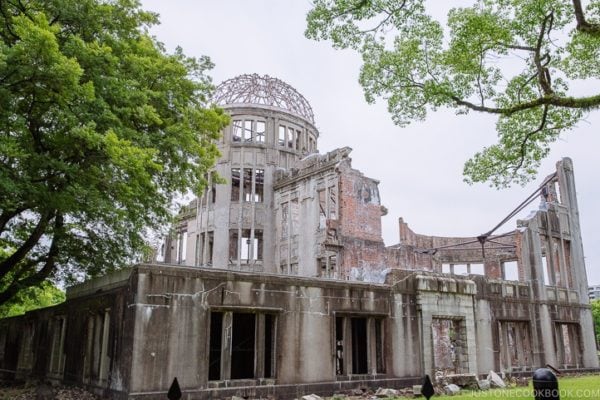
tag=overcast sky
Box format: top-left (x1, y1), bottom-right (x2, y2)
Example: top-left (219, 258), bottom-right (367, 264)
top-left (140, 0), bottom-right (599, 285)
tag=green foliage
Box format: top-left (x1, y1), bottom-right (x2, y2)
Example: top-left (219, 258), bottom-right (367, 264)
top-left (0, 0), bottom-right (230, 306)
top-left (0, 281), bottom-right (65, 318)
top-left (306, 0), bottom-right (600, 187)
top-left (592, 299), bottom-right (600, 346)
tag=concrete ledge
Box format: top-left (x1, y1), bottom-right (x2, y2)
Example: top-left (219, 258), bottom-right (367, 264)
top-left (66, 268), bottom-right (133, 299)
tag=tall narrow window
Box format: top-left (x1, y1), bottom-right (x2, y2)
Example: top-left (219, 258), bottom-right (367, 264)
top-left (318, 189), bottom-right (327, 229)
top-left (256, 121), bottom-right (265, 143)
top-left (255, 230), bottom-right (263, 261)
top-left (243, 120), bottom-right (252, 142)
top-left (241, 229), bottom-right (252, 261)
top-left (206, 231), bottom-right (214, 265)
top-left (287, 128), bottom-right (294, 148)
top-left (231, 168), bottom-right (240, 201)
top-left (232, 120), bottom-right (242, 142)
top-left (243, 168), bottom-right (253, 202)
top-left (295, 129), bottom-right (301, 150)
top-left (254, 169), bottom-right (264, 202)
top-left (278, 126), bottom-right (286, 146)
top-left (229, 230), bottom-right (239, 261)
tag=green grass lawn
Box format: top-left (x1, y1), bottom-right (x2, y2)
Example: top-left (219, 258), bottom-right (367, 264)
top-left (443, 375), bottom-right (600, 400)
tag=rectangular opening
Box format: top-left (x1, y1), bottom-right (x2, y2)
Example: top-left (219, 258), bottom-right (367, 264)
top-left (432, 318), bottom-right (465, 374)
top-left (541, 255), bottom-right (550, 285)
top-left (208, 312), bottom-right (223, 380)
top-left (351, 317), bottom-right (368, 374)
top-left (295, 129), bottom-right (301, 150)
top-left (243, 168), bottom-right (252, 202)
top-left (254, 169), bottom-right (264, 202)
top-left (231, 313), bottom-right (256, 379)
top-left (229, 230), bottom-right (239, 262)
top-left (453, 264), bottom-right (468, 275)
top-left (231, 168), bottom-right (240, 201)
top-left (264, 314), bottom-right (275, 378)
top-left (442, 263), bottom-right (451, 274)
top-left (318, 189), bottom-right (326, 229)
top-left (243, 120), bottom-right (252, 142)
top-left (232, 120), bottom-right (242, 142)
top-left (278, 126), bottom-right (286, 146)
top-left (287, 127), bottom-right (294, 148)
top-left (335, 317), bottom-right (344, 375)
top-left (206, 231), bottom-right (214, 265)
top-left (255, 121), bottom-right (265, 143)
top-left (470, 263), bottom-right (484, 275)
top-left (503, 261), bottom-right (519, 281)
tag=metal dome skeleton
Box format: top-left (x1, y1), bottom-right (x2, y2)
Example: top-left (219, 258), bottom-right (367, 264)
top-left (213, 74), bottom-right (315, 124)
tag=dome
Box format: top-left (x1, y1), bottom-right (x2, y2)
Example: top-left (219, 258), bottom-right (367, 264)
top-left (213, 74), bottom-right (315, 124)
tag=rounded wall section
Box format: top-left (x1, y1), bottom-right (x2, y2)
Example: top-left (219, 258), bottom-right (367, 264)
top-left (172, 75), bottom-right (319, 274)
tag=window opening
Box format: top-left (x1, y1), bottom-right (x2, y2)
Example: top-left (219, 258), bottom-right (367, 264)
top-left (255, 121), bottom-right (265, 143)
top-left (295, 129), bottom-right (301, 150)
top-left (231, 168), bottom-right (241, 201)
top-left (470, 263), bottom-right (484, 275)
top-left (290, 199), bottom-right (299, 236)
top-left (503, 261), bottom-right (519, 281)
top-left (254, 169), bottom-right (264, 202)
top-left (287, 128), bottom-right (294, 148)
top-left (278, 126), bottom-right (286, 146)
top-left (229, 230), bottom-right (239, 262)
top-left (243, 120), bottom-right (252, 142)
top-left (243, 168), bottom-right (252, 202)
top-left (318, 190), bottom-right (326, 229)
top-left (232, 120), bottom-right (242, 142)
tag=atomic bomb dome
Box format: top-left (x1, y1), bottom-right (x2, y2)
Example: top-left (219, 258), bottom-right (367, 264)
top-left (213, 74), bottom-right (315, 124)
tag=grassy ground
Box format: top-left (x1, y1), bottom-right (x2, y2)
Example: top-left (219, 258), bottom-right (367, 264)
top-left (446, 375), bottom-right (600, 400)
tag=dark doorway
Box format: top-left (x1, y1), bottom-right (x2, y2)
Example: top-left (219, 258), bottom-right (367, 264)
top-left (208, 312), bottom-right (223, 380)
top-left (351, 317), bottom-right (368, 374)
top-left (231, 313), bottom-right (256, 379)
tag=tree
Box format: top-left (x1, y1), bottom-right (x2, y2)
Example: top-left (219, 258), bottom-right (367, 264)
top-left (306, 0), bottom-right (600, 187)
top-left (0, 0), bottom-right (230, 306)
top-left (592, 299), bottom-right (600, 348)
top-left (0, 280), bottom-right (65, 318)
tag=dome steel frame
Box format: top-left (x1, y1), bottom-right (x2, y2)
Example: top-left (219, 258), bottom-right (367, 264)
top-left (213, 74), bottom-right (315, 124)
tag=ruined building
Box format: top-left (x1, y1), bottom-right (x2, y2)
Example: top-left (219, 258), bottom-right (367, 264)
top-left (0, 75), bottom-right (598, 399)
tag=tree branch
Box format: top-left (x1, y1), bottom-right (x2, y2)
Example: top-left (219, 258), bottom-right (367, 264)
top-left (0, 210), bottom-right (54, 280)
top-left (572, 0), bottom-right (600, 35)
top-left (0, 213), bottom-right (63, 305)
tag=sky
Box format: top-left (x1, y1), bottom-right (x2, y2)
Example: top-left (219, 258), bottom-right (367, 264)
top-left (140, 0), bottom-right (600, 285)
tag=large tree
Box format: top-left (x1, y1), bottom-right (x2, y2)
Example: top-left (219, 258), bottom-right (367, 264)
top-left (0, 0), bottom-right (229, 306)
top-left (306, 0), bottom-right (600, 187)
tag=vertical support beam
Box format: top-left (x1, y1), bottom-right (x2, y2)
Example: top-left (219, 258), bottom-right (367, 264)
top-left (221, 312), bottom-right (233, 380)
top-left (255, 313), bottom-right (265, 378)
top-left (99, 309), bottom-right (111, 384)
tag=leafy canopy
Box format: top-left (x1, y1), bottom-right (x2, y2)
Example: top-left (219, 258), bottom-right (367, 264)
top-left (0, 0), bottom-right (230, 306)
top-left (592, 299), bottom-right (600, 347)
top-left (306, 0), bottom-right (600, 187)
